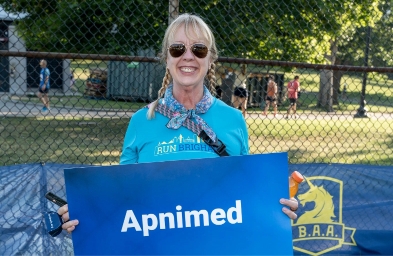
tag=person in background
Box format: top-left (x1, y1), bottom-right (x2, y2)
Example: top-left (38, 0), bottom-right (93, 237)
top-left (285, 75), bottom-right (300, 119)
top-left (232, 81), bottom-right (249, 118)
top-left (263, 75), bottom-right (278, 117)
top-left (342, 82), bottom-right (348, 100)
top-left (215, 85), bottom-right (222, 99)
top-left (58, 13), bottom-right (298, 234)
top-left (70, 70), bottom-right (77, 91)
top-left (36, 59), bottom-right (50, 113)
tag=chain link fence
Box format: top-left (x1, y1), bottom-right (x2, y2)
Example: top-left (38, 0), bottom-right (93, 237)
top-left (0, 0), bottom-right (393, 255)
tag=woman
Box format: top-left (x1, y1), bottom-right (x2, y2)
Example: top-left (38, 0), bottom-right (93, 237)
top-left (58, 13), bottom-right (298, 233)
top-left (264, 75), bottom-right (278, 116)
top-left (232, 81), bottom-right (249, 118)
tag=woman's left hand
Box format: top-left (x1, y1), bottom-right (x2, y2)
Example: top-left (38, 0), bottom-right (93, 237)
top-left (280, 198), bottom-right (298, 220)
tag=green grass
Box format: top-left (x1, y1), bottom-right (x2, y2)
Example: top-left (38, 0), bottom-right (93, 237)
top-left (247, 117), bottom-right (393, 165)
top-left (3, 61), bottom-right (392, 166)
top-left (1, 115), bottom-right (392, 166)
top-left (23, 95), bottom-right (146, 110)
top-left (72, 59), bottom-right (108, 79)
top-left (18, 59), bottom-right (149, 109)
top-left (295, 71), bottom-right (393, 113)
top-left (0, 116), bottom-right (128, 166)
top-left (20, 60), bottom-right (393, 114)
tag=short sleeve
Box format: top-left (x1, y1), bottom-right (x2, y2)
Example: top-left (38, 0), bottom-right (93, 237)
top-left (119, 118), bottom-right (138, 164)
top-left (239, 118), bottom-right (249, 155)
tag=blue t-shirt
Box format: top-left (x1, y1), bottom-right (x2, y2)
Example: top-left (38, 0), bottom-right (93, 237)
top-left (40, 68), bottom-right (50, 89)
top-left (120, 98), bottom-right (249, 164)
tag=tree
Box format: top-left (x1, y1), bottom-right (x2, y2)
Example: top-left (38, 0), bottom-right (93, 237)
top-left (0, 0), bottom-right (169, 54)
top-left (331, 0), bottom-right (393, 105)
top-left (187, 0), bottom-right (381, 111)
top-left (0, 0), bottom-right (382, 63)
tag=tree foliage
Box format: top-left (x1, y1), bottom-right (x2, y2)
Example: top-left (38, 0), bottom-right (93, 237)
top-left (0, 0), bottom-right (384, 63)
top-left (1, 0), bottom-right (169, 54)
top-left (335, 0), bottom-right (392, 67)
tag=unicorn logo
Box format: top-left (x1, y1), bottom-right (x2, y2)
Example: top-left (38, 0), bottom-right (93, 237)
top-left (296, 177), bottom-right (336, 224)
top-left (292, 176), bottom-right (356, 255)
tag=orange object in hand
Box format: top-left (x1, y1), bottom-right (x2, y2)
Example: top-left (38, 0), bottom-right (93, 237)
top-left (289, 171), bottom-right (304, 198)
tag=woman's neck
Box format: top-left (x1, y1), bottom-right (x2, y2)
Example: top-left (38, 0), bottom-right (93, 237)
top-left (172, 85), bottom-right (204, 110)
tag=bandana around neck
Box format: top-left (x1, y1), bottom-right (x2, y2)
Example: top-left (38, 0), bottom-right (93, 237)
top-left (161, 85), bottom-right (217, 142)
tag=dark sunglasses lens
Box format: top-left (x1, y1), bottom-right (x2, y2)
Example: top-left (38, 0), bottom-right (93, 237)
top-left (192, 44), bottom-right (209, 58)
top-left (169, 44), bottom-right (186, 57)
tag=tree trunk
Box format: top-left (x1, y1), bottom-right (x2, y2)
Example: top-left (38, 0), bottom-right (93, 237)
top-left (318, 40), bottom-right (337, 111)
top-left (318, 70), bottom-right (334, 111)
top-left (221, 71), bottom-right (236, 105)
top-left (332, 69), bottom-right (344, 105)
top-left (168, 0), bottom-right (179, 24)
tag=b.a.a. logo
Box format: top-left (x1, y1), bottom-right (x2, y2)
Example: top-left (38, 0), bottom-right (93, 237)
top-left (292, 176), bottom-right (356, 255)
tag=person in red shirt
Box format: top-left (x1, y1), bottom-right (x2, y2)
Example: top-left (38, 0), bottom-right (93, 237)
top-left (285, 76), bottom-right (300, 119)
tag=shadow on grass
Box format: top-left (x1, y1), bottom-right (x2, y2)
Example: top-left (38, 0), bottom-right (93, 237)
top-left (0, 117), bottom-right (130, 166)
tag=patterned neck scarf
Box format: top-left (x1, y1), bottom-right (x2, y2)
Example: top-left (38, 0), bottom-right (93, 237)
top-left (160, 85), bottom-right (216, 142)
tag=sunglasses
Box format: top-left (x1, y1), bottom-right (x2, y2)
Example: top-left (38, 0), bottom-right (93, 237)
top-left (168, 43), bottom-right (210, 59)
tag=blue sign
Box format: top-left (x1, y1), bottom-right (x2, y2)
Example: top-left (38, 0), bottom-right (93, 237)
top-left (64, 153), bottom-right (293, 255)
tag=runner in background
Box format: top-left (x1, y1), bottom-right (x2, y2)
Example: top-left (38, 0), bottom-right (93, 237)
top-left (263, 75), bottom-right (278, 117)
top-left (36, 59), bottom-right (50, 113)
top-left (285, 75), bottom-right (300, 119)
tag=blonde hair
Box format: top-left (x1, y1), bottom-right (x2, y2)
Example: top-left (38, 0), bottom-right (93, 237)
top-left (147, 13), bottom-right (218, 119)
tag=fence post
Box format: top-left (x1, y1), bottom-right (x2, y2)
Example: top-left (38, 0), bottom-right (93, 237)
top-left (168, 0), bottom-right (179, 24)
top-left (355, 26), bottom-right (371, 118)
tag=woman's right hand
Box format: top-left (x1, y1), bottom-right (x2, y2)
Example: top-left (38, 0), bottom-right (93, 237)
top-left (57, 204), bottom-right (79, 233)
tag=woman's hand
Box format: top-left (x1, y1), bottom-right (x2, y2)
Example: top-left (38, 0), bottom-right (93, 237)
top-left (57, 204), bottom-right (79, 233)
top-left (280, 198), bottom-right (298, 220)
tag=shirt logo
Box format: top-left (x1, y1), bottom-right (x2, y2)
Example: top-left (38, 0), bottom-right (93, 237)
top-left (154, 133), bottom-right (214, 156)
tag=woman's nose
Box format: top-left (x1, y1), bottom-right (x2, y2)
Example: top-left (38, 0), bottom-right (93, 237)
top-left (182, 47), bottom-right (194, 59)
